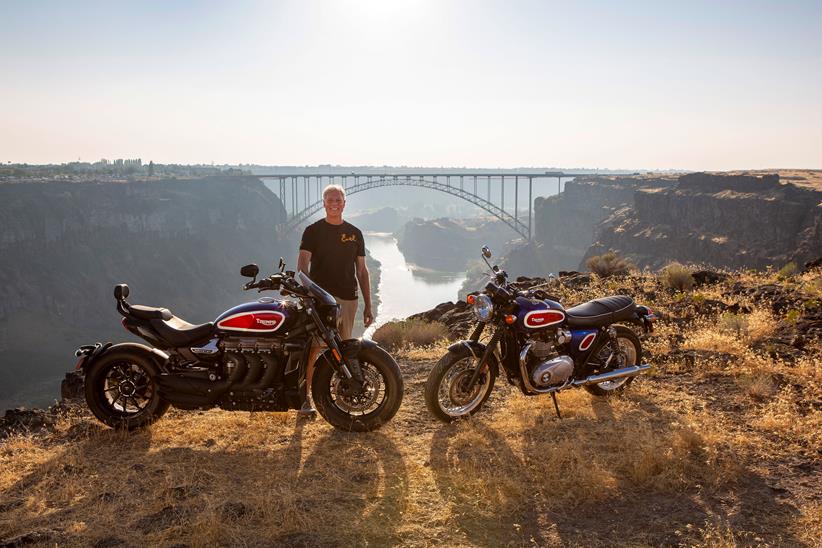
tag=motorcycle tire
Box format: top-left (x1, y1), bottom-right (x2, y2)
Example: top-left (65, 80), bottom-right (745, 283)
top-left (584, 325), bottom-right (642, 397)
top-left (312, 345), bottom-right (404, 432)
top-left (424, 345), bottom-right (497, 423)
top-left (84, 351), bottom-right (170, 430)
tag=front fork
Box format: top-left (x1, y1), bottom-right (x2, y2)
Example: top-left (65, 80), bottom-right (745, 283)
top-left (465, 323), bottom-right (502, 389)
top-left (306, 304), bottom-right (364, 385)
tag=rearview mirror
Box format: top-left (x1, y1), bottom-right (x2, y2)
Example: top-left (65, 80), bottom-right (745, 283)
top-left (114, 284), bottom-right (130, 301)
top-left (481, 246), bottom-right (492, 259)
top-left (240, 264), bottom-right (259, 278)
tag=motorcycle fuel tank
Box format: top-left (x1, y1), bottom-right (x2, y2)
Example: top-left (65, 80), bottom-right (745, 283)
top-left (514, 296), bottom-right (566, 332)
top-left (214, 298), bottom-right (298, 335)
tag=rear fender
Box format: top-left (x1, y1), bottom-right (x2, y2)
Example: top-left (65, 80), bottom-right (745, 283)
top-left (76, 342), bottom-right (170, 373)
top-left (633, 305), bottom-right (657, 333)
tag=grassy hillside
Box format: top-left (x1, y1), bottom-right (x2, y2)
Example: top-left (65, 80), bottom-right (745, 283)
top-left (1, 267), bottom-right (819, 546)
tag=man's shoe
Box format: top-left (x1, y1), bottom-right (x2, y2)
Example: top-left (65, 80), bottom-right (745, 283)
top-left (297, 401), bottom-right (316, 418)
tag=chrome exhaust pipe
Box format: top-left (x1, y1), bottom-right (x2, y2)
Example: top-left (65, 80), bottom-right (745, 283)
top-left (573, 364), bottom-right (651, 386)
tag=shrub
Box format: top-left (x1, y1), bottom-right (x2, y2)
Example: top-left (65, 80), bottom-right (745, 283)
top-left (719, 312), bottom-right (749, 337)
top-left (661, 262), bottom-right (694, 291)
top-left (784, 309), bottom-right (801, 324)
top-left (585, 251), bottom-right (633, 279)
top-left (372, 319), bottom-right (449, 351)
top-left (777, 262), bottom-right (797, 281)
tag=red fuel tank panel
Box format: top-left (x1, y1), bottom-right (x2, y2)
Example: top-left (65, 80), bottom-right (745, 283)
top-left (216, 311), bottom-right (285, 333)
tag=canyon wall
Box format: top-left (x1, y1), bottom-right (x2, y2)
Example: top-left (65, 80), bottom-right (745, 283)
top-left (395, 217), bottom-right (515, 271)
top-left (0, 176), bottom-right (293, 407)
top-left (585, 173), bottom-right (822, 270)
top-left (518, 176), bottom-right (677, 275)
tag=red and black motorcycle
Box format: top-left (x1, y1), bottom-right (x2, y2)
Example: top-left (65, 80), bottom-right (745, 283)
top-left (71, 261), bottom-right (403, 432)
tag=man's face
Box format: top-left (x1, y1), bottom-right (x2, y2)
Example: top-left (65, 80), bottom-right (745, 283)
top-left (323, 190), bottom-right (345, 217)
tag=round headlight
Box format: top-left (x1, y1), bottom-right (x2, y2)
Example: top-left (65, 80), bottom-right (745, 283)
top-left (472, 294), bottom-right (494, 322)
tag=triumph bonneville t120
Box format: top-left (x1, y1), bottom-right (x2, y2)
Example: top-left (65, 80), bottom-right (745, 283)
top-left (424, 246), bottom-right (656, 422)
top-left (72, 261), bottom-right (404, 432)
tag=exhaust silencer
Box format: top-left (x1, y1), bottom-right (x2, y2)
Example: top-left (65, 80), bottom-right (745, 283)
top-left (573, 364), bottom-right (651, 387)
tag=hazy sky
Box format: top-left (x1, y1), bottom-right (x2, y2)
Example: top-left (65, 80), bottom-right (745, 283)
top-left (2, 0), bottom-right (820, 170)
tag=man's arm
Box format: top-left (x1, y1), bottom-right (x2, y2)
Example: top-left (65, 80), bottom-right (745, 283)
top-left (297, 249), bottom-right (312, 274)
top-left (355, 255), bottom-right (373, 327)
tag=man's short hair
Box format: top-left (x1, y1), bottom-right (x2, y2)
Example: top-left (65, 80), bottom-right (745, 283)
top-left (322, 184), bottom-right (346, 201)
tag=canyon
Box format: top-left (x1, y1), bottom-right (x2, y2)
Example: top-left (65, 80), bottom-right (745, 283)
top-left (0, 176), bottom-right (292, 407)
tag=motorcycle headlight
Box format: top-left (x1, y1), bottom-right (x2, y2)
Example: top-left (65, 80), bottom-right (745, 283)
top-left (472, 294), bottom-right (494, 322)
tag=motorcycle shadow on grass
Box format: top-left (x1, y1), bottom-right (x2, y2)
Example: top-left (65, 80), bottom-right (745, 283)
top-left (429, 394), bottom-right (804, 546)
top-left (0, 417), bottom-right (408, 546)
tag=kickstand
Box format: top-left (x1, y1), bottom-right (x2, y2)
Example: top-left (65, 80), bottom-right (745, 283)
top-left (551, 392), bottom-right (562, 419)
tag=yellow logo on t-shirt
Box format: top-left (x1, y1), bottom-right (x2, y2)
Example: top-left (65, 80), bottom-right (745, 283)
top-left (341, 233), bottom-right (357, 243)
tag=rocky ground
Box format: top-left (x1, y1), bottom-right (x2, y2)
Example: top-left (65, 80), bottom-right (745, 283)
top-left (1, 265), bottom-right (820, 547)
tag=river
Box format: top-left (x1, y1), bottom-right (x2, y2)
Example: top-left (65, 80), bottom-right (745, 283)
top-left (363, 233), bottom-right (466, 338)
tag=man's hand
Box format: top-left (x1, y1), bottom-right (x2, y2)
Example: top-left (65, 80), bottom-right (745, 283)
top-left (363, 306), bottom-right (374, 327)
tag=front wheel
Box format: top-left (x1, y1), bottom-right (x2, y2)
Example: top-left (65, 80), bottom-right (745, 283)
top-left (312, 346), bottom-right (404, 432)
top-left (584, 325), bottom-right (642, 397)
top-left (424, 346), bottom-right (497, 423)
top-left (84, 351), bottom-right (170, 429)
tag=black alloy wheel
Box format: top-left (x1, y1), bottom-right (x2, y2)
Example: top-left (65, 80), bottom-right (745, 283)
top-left (85, 351), bottom-right (170, 429)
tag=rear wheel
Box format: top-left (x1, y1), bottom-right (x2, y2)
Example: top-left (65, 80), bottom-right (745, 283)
top-left (312, 346), bottom-right (404, 432)
top-left (584, 325), bottom-right (641, 397)
top-left (85, 352), bottom-right (170, 429)
top-left (424, 347), bottom-right (497, 423)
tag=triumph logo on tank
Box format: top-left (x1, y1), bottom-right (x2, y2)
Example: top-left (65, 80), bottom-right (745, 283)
top-left (256, 318), bottom-right (278, 326)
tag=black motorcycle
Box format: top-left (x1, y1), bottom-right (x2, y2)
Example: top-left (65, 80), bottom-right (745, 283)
top-left (424, 246), bottom-right (655, 422)
top-left (72, 261), bottom-right (404, 432)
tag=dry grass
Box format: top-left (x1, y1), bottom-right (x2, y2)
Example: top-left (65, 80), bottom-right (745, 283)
top-left (372, 319), bottom-right (449, 351)
top-left (1, 268), bottom-right (820, 547)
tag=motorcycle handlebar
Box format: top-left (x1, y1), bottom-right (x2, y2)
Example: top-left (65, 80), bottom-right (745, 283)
top-left (243, 273), bottom-right (311, 298)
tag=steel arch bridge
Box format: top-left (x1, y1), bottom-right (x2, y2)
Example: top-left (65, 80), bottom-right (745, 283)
top-left (257, 171), bottom-right (590, 240)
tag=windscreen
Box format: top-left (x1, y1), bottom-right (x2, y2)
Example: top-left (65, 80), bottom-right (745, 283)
top-left (296, 271), bottom-right (337, 307)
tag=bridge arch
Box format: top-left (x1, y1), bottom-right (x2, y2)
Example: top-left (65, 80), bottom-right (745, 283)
top-left (258, 171), bottom-right (589, 240)
top-left (280, 176), bottom-right (530, 239)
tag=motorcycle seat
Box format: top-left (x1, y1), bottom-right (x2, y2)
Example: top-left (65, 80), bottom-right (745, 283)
top-left (150, 316), bottom-right (214, 347)
top-left (129, 305), bottom-right (173, 321)
top-left (565, 295), bottom-right (636, 328)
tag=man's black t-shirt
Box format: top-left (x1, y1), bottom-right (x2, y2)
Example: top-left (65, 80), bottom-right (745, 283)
top-left (299, 219), bottom-right (365, 300)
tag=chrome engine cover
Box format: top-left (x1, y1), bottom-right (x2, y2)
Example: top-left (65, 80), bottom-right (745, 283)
top-left (531, 355), bottom-right (574, 387)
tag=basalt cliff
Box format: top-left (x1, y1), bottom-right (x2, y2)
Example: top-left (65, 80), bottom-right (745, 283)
top-left (516, 172), bottom-right (821, 278)
top-left (0, 176), bottom-right (291, 408)
top-left (584, 172), bottom-right (822, 270)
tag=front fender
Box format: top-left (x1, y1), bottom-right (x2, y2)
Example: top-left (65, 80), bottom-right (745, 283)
top-left (315, 337), bottom-right (384, 370)
top-left (446, 340), bottom-right (500, 377)
top-left (318, 337), bottom-right (379, 362)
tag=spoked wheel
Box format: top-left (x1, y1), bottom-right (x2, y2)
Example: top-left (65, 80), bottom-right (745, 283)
top-left (85, 351), bottom-right (169, 429)
top-left (424, 346), bottom-right (497, 423)
top-left (584, 325), bottom-right (642, 397)
top-left (312, 346), bottom-right (404, 432)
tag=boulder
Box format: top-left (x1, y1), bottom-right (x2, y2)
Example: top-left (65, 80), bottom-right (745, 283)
top-left (692, 270), bottom-right (729, 286)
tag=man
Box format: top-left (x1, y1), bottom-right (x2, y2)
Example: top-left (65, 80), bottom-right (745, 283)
top-left (296, 184), bottom-right (373, 416)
